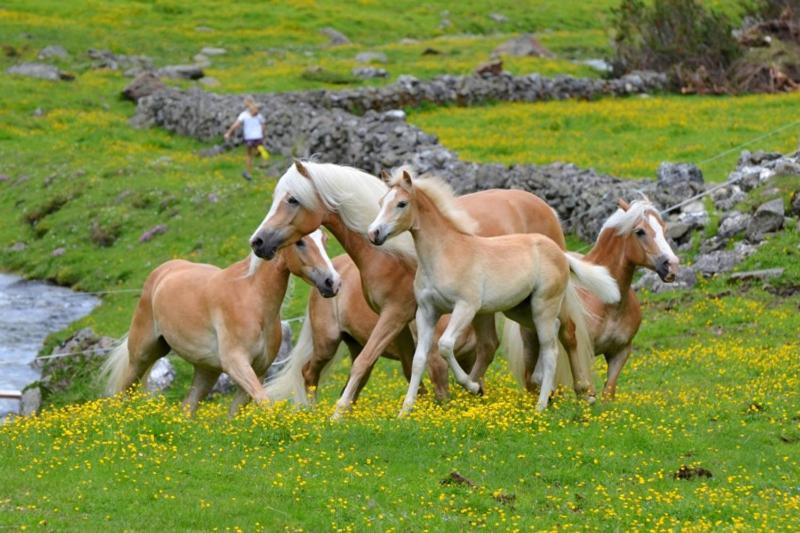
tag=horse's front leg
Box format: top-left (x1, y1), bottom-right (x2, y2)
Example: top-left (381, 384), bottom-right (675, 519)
top-left (333, 306), bottom-right (412, 420)
top-left (399, 302), bottom-right (441, 417)
top-left (438, 301), bottom-right (480, 395)
top-left (603, 344), bottom-right (632, 400)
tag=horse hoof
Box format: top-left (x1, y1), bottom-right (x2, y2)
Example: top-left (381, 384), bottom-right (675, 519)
top-left (535, 400), bottom-right (548, 412)
top-left (586, 394), bottom-right (597, 405)
top-left (476, 383), bottom-right (485, 397)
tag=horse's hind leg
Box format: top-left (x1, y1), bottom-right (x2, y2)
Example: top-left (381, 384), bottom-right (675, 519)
top-left (466, 313), bottom-right (500, 393)
top-left (438, 301), bottom-right (480, 395)
top-left (124, 325), bottom-right (170, 391)
top-left (183, 366), bottom-right (221, 416)
top-left (302, 330), bottom-right (343, 402)
top-left (530, 292), bottom-right (564, 411)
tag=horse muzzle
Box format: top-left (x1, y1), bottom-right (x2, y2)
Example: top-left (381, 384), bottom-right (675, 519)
top-left (316, 272), bottom-right (341, 298)
top-left (250, 230), bottom-right (285, 260)
top-left (368, 225), bottom-right (387, 246)
top-left (656, 255), bottom-right (679, 283)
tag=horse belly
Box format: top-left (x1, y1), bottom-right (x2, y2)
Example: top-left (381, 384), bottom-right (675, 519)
top-left (159, 326), bottom-right (221, 369)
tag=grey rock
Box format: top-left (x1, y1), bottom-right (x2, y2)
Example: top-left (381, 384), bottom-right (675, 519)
top-left (200, 46), bottom-right (226, 56)
top-left (738, 150), bottom-right (782, 167)
top-left (656, 162), bottom-right (704, 202)
top-left (157, 64), bottom-right (205, 80)
top-left (667, 222), bottom-right (692, 242)
top-left (489, 12), bottom-right (509, 23)
top-left (352, 67), bottom-right (388, 78)
top-left (493, 34), bottom-right (553, 57)
top-left (38, 45), bottom-right (68, 60)
top-left (634, 266), bottom-right (697, 293)
top-left (746, 198), bottom-right (784, 242)
top-left (51, 247), bottom-right (65, 257)
top-left (139, 224), bottom-right (168, 242)
top-left (7, 63), bottom-right (70, 81)
top-left (355, 51), bottom-right (387, 64)
top-left (321, 27), bottom-right (350, 45)
top-left (211, 372), bottom-right (236, 395)
top-left (790, 191), bottom-right (800, 217)
top-left (9, 242), bottom-right (26, 252)
top-left (20, 387), bottom-right (41, 416)
top-left (712, 184), bottom-right (746, 211)
top-left (383, 109), bottom-right (406, 121)
top-left (729, 268), bottom-right (784, 282)
top-left (772, 159), bottom-right (800, 177)
top-left (699, 235), bottom-right (728, 254)
top-left (145, 358), bottom-right (175, 392)
top-left (122, 72), bottom-right (166, 102)
top-left (0, 174), bottom-right (9, 182)
top-left (88, 49), bottom-right (153, 73)
top-left (198, 76), bottom-right (220, 87)
top-left (32, 107), bottom-right (45, 117)
top-left (193, 53), bottom-right (211, 67)
top-left (675, 200), bottom-right (709, 229)
top-left (718, 211), bottom-right (751, 238)
top-left (693, 250), bottom-right (740, 276)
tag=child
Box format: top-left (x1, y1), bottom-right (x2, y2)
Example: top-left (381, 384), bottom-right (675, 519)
top-left (224, 97), bottom-right (266, 181)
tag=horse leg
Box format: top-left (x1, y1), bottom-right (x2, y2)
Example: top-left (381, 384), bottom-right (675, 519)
top-left (603, 345), bottom-right (632, 400)
top-left (466, 313), bottom-right (500, 393)
top-left (228, 347), bottom-right (273, 417)
top-left (521, 326), bottom-right (541, 393)
top-left (399, 303), bottom-right (441, 417)
top-left (438, 302), bottom-right (480, 395)
top-left (425, 337), bottom-right (451, 402)
top-left (220, 350), bottom-right (268, 404)
top-left (302, 330), bottom-right (343, 403)
top-left (182, 366), bottom-right (220, 416)
top-left (123, 329), bottom-right (170, 391)
top-left (559, 316), bottom-right (596, 401)
top-left (531, 293), bottom-right (564, 412)
top-left (333, 307), bottom-right (412, 420)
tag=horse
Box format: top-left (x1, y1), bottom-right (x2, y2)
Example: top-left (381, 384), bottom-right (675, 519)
top-left (368, 170), bottom-right (620, 415)
top-left (249, 161), bottom-right (578, 419)
top-left (505, 198), bottom-right (679, 399)
top-left (264, 253), bottom-right (479, 405)
top-left (100, 230), bottom-right (341, 416)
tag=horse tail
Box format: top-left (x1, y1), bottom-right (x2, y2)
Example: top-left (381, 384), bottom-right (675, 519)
top-left (263, 309), bottom-right (313, 405)
top-left (502, 319), bottom-right (526, 388)
top-left (556, 280), bottom-right (596, 391)
top-left (565, 254), bottom-right (620, 304)
top-left (100, 334), bottom-right (131, 396)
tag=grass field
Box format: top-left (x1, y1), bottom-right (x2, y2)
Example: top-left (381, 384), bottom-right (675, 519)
top-left (2, 0), bottom-right (800, 530)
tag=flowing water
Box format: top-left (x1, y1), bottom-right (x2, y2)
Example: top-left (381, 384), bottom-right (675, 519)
top-left (0, 273), bottom-right (98, 418)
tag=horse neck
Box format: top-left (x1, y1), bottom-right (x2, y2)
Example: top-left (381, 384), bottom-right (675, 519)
top-left (248, 255), bottom-right (291, 322)
top-left (322, 212), bottom-right (393, 271)
top-left (409, 190), bottom-right (462, 271)
top-left (585, 230), bottom-right (636, 298)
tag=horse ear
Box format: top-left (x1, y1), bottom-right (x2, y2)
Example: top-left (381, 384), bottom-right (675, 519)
top-left (401, 170), bottom-right (413, 189)
top-left (617, 198), bottom-right (630, 211)
top-left (294, 159), bottom-right (311, 179)
top-left (379, 169), bottom-right (392, 183)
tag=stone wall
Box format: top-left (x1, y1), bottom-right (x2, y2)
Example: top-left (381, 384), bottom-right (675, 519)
top-left (133, 70), bottom-right (681, 239)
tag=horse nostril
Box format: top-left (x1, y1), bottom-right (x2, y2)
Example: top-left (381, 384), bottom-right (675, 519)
top-left (251, 237), bottom-right (263, 248)
top-left (324, 277), bottom-right (333, 288)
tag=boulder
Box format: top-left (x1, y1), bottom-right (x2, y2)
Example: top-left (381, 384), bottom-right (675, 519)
top-left (352, 67), bottom-right (388, 79)
top-left (20, 387), bottom-right (41, 416)
top-left (321, 27), bottom-right (350, 45)
top-left (157, 64), bottom-right (205, 80)
top-left (790, 191), bottom-right (800, 217)
top-left (693, 251), bottom-right (740, 276)
top-left (656, 162), bottom-right (704, 202)
top-left (728, 268), bottom-right (784, 282)
top-left (122, 72), bottom-right (166, 102)
top-left (746, 198), bottom-right (784, 242)
top-left (38, 45), bottom-right (68, 59)
top-left (634, 266), bottom-right (697, 293)
top-left (717, 211), bottom-right (751, 238)
top-left (200, 46), bottom-right (226, 56)
top-left (355, 51), bottom-right (387, 64)
top-left (6, 63), bottom-right (72, 81)
top-left (699, 235), bottom-right (728, 254)
top-left (87, 49), bottom-right (153, 74)
top-left (145, 358), bottom-right (175, 392)
top-left (211, 373), bottom-right (236, 395)
top-left (666, 222), bottom-right (692, 243)
top-left (493, 34), bottom-right (553, 57)
top-left (712, 184), bottom-right (746, 211)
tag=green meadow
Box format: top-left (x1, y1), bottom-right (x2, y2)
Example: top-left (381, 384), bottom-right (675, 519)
top-left (1, 1), bottom-right (799, 530)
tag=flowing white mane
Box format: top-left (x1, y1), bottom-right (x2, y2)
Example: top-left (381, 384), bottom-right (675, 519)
top-left (394, 169), bottom-right (479, 235)
top-left (272, 162), bottom-right (417, 260)
top-left (600, 199), bottom-right (661, 237)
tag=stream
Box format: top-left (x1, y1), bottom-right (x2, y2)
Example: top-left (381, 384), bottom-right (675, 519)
top-left (0, 273), bottom-right (98, 418)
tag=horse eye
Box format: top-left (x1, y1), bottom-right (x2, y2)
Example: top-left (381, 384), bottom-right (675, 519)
top-left (295, 240), bottom-right (305, 248)
top-left (635, 228), bottom-right (646, 237)
top-left (397, 201), bottom-right (408, 208)
top-left (287, 196), bottom-right (299, 206)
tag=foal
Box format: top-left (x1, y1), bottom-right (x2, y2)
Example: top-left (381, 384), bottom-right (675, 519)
top-left (369, 171), bottom-right (620, 415)
top-left (101, 230), bottom-right (341, 415)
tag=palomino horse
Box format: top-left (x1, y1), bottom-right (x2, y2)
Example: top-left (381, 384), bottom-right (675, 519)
top-left (264, 253), bottom-right (479, 404)
top-left (506, 198), bottom-right (679, 399)
top-left (101, 230), bottom-right (341, 415)
top-left (368, 170), bottom-right (620, 414)
top-left (250, 161), bottom-right (577, 419)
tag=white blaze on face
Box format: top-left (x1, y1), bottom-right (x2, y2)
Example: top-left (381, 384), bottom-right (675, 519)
top-left (250, 191), bottom-right (288, 242)
top-left (369, 189), bottom-right (396, 236)
top-left (309, 229), bottom-right (339, 284)
top-left (648, 214), bottom-right (679, 263)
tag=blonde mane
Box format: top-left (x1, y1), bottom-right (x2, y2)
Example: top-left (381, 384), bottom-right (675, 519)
top-left (393, 170), bottom-right (479, 235)
top-left (271, 162), bottom-right (417, 260)
top-left (600, 199), bottom-right (661, 237)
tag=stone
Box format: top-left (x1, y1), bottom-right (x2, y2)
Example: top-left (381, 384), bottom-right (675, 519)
top-left (693, 251), bottom-right (740, 276)
top-left (200, 46), bottom-right (226, 56)
top-left (712, 184), bottom-right (746, 211)
top-left (772, 159), bottom-right (800, 177)
top-left (6, 63), bottom-right (71, 81)
top-left (666, 222), bottom-right (692, 242)
top-left (352, 67), bottom-right (388, 78)
top-left (383, 109), bottom-right (406, 121)
top-left (355, 51), bottom-right (387, 64)
top-left (699, 235), bottom-right (728, 254)
top-left (475, 59), bottom-right (503, 77)
top-left (139, 224), bottom-right (168, 242)
top-left (656, 162), bottom-right (704, 202)
top-left (746, 198), bottom-right (784, 242)
top-left (51, 247), bottom-right (65, 257)
top-left (493, 34), bottom-right (554, 57)
top-left (211, 373), bottom-right (236, 395)
top-left (198, 76), bottom-right (220, 87)
top-left (489, 12), bottom-right (509, 23)
top-left (122, 72), bottom-right (166, 102)
top-left (32, 107), bottom-right (45, 117)
top-left (0, 174), bottom-right (9, 182)
top-left (38, 45), bottom-right (68, 59)
top-left (634, 266), bottom-right (697, 293)
top-left (675, 200), bottom-right (709, 229)
top-left (88, 49), bottom-right (153, 73)
top-left (145, 358), bottom-right (175, 393)
top-left (791, 191), bottom-right (800, 217)
top-left (320, 27), bottom-right (350, 45)
top-left (579, 59), bottom-right (612, 73)
top-left (193, 53), bottom-right (211, 67)
top-left (9, 242), bottom-right (26, 252)
top-left (717, 211), bottom-right (751, 238)
top-left (157, 64), bottom-right (204, 80)
top-left (728, 268), bottom-right (784, 282)
top-left (20, 387), bottom-right (41, 416)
